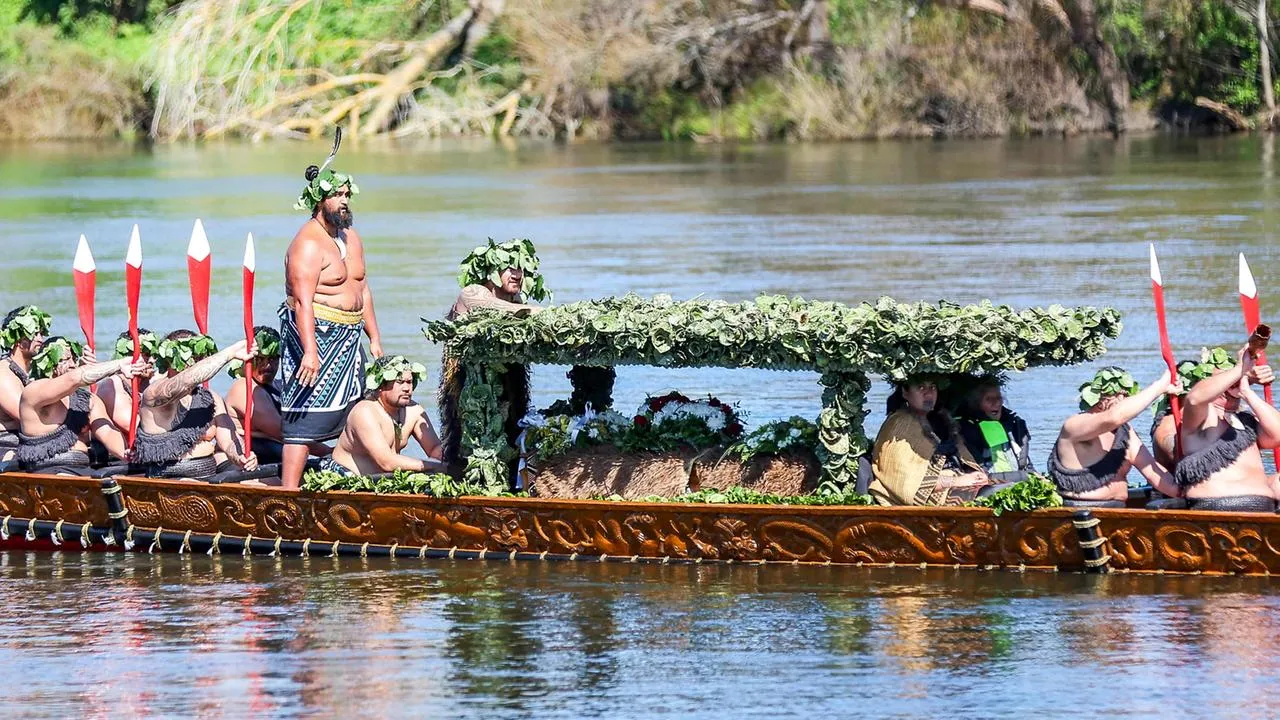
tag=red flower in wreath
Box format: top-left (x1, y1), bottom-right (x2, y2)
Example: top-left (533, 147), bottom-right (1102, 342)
top-left (633, 415), bottom-right (649, 427)
top-left (708, 397), bottom-right (722, 408)
top-left (648, 398), bottom-right (664, 412)
top-left (725, 422), bottom-right (744, 437)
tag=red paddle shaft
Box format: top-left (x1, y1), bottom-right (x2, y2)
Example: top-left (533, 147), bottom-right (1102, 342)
top-left (242, 234), bottom-right (257, 455)
top-left (125, 227), bottom-right (143, 450)
top-left (1239, 253), bottom-right (1279, 467)
top-left (1150, 246), bottom-right (1182, 457)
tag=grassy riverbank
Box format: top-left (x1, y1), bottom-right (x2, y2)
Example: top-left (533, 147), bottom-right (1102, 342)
top-left (2, 0), bottom-right (1279, 141)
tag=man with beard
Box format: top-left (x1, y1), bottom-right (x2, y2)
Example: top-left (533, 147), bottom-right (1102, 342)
top-left (0, 306), bottom-right (52, 463)
top-left (17, 337), bottom-right (148, 474)
top-left (225, 326), bottom-right (331, 466)
top-left (320, 356), bottom-right (443, 476)
top-left (869, 377), bottom-right (990, 506)
top-left (280, 159), bottom-right (384, 489)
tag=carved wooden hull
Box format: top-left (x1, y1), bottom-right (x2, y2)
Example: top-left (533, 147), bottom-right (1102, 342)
top-left (0, 471), bottom-right (1277, 575)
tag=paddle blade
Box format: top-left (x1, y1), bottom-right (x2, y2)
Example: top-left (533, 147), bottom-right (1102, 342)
top-left (125, 225), bottom-right (142, 344)
top-left (73, 235), bottom-right (96, 354)
top-left (1148, 243), bottom-right (1163, 286)
top-left (1240, 253), bottom-right (1263, 333)
top-left (187, 219), bottom-right (211, 335)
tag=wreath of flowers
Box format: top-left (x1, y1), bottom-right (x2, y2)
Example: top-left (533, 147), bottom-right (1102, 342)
top-left (113, 331), bottom-right (160, 360)
top-left (155, 334), bottom-right (218, 374)
top-left (632, 391), bottom-right (744, 439)
top-left (457, 237), bottom-right (550, 302)
top-left (1078, 366), bottom-right (1140, 411)
top-left (1, 306), bottom-right (53, 351)
top-left (727, 416), bottom-right (819, 463)
top-left (365, 355), bottom-right (427, 391)
top-left (30, 337), bottom-right (85, 380)
top-left (227, 328), bottom-right (283, 378)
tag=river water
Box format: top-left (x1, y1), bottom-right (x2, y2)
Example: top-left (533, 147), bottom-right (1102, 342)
top-left (2, 135), bottom-right (1280, 716)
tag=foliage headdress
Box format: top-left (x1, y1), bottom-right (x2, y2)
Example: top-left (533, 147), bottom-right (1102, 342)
top-left (156, 333), bottom-right (218, 374)
top-left (30, 336), bottom-right (85, 380)
top-left (113, 328), bottom-right (159, 360)
top-left (457, 237), bottom-right (550, 302)
top-left (228, 326), bottom-right (282, 378)
top-left (294, 129), bottom-right (358, 212)
top-left (1, 306), bottom-right (53, 351)
top-left (1154, 347), bottom-right (1236, 416)
top-left (1078, 366), bottom-right (1139, 411)
top-left (365, 355), bottom-right (427, 394)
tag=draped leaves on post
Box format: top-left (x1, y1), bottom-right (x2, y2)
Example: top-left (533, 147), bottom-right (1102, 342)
top-left (426, 294), bottom-right (1122, 494)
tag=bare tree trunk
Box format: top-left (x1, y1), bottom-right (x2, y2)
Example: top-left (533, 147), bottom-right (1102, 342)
top-left (1063, 0), bottom-right (1128, 135)
top-left (1260, 0), bottom-right (1275, 113)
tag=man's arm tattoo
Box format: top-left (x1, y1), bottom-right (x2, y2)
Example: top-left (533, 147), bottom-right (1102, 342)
top-left (142, 349), bottom-right (236, 408)
top-left (75, 360), bottom-right (127, 386)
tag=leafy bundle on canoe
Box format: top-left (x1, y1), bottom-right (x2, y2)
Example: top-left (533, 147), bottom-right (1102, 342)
top-left (425, 294), bottom-right (1122, 499)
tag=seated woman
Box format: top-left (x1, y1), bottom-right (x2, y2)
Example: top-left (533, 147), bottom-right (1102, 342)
top-left (320, 356), bottom-right (444, 477)
top-left (869, 377), bottom-right (990, 506)
top-left (1176, 346), bottom-right (1280, 512)
top-left (1047, 367), bottom-right (1179, 508)
top-left (956, 378), bottom-right (1033, 483)
top-left (224, 326), bottom-right (330, 467)
top-left (17, 337), bottom-right (147, 475)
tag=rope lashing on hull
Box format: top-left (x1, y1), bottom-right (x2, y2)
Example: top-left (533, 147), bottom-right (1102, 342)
top-left (1073, 510), bottom-right (1112, 573)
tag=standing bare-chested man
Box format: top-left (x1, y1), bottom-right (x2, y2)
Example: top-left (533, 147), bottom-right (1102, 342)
top-left (280, 160), bottom-right (384, 489)
top-left (0, 306), bottom-right (52, 462)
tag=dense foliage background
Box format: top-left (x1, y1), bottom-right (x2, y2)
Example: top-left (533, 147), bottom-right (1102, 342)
top-left (4, 0), bottom-right (1280, 140)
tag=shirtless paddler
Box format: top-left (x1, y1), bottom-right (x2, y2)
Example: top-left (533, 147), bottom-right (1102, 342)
top-left (1177, 344), bottom-right (1280, 512)
top-left (280, 153), bottom-right (384, 489)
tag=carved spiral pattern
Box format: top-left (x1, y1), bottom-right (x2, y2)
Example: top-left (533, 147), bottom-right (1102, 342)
top-left (7, 474), bottom-right (1280, 575)
top-left (157, 493), bottom-right (220, 531)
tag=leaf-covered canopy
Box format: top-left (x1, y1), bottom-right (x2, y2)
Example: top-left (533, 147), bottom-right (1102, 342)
top-left (425, 294), bottom-right (1122, 380)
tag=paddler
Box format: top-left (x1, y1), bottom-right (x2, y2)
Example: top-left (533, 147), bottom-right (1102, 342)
top-left (280, 152), bottom-right (384, 489)
top-left (133, 331), bottom-right (258, 480)
top-left (1175, 345), bottom-right (1280, 512)
top-left (1046, 367), bottom-right (1180, 507)
top-left (319, 355), bottom-right (444, 476)
top-left (17, 337), bottom-right (148, 475)
top-left (96, 328), bottom-right (159, 436)
top-left (440, 238), bottom-right (546, 468)
top-left (225, 326), bottom-right (331, 465)
top-left (0, 306), bottom-right (52, 463)
top-left (1150, 348), bottom-right (1234, 469)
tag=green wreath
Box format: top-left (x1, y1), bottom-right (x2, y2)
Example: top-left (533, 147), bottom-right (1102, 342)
top-left (457, 237), bottom-right (550, 302)
top-left (294, 169), bottom-right (359, 212)
top-left (365, 355), bottom-right (427, 392)
top-left (113, 331), bottom-right (160, 360)
top-left (1, 306), bottom-right (53, 351)
top-left (227, 328), bottom-right (283, 378)
top-left (155, 334), bottom-right (218, 374)
top-left (1078, 366), bottom-right (1140, 411)
top-left (30, 337), bottom-right (85, 380)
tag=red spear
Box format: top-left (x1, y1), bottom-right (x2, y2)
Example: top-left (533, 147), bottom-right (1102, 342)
top-left (242, 233), bottom-right (256, 455)
top-left (1149, 245), bottom-right (1182, 450)
top-left (186, 219), bottom-right (211, 336)
top-left (1238, 253), bottom-right (1279, 466)
top-left (125, 225), bottom-right (143, 450)
top-left (72, 235), bottom-right (96, 356)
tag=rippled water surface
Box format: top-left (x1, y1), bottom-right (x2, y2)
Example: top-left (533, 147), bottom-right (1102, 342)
top-left (3, 135), bottom-right (1280, 716)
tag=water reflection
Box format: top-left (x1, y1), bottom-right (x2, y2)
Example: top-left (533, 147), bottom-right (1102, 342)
top-left (2, 554), bottom-right (1280, 715)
